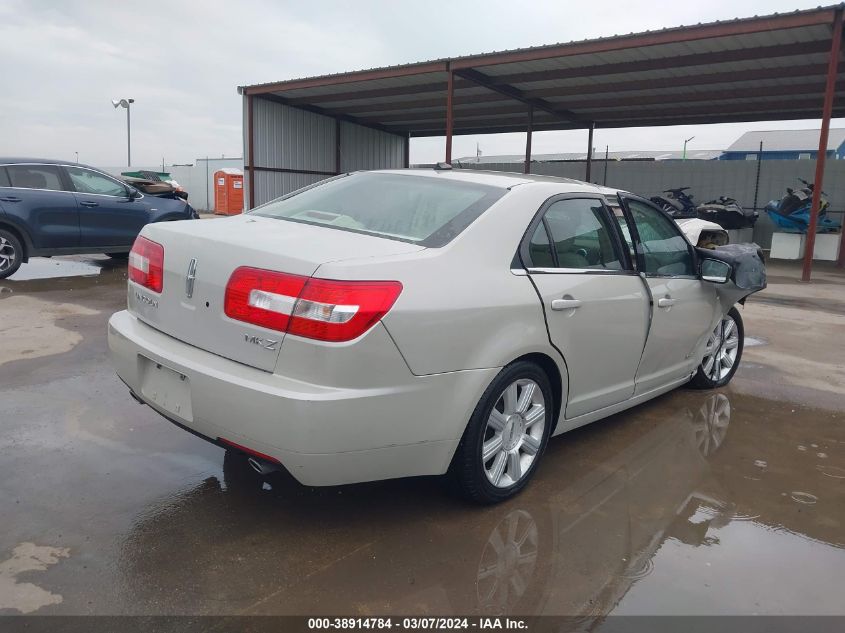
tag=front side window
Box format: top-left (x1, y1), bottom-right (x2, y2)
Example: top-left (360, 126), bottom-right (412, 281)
top-left (625, 199), bottom-right (695, 276)
top-left (530, 198), bottom-right (622, 270)
top-left (252, 172), bottom-right (506, 247)
top-left (66, 167), bottom-right (127, 197)
top-left (6, 164), bottom-right (64, 191)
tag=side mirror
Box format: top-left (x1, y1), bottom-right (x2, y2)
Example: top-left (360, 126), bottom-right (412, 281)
top-left (701, 258), bottom-right (731, 284)
top-left (126, 186), bottom-right (141, 200)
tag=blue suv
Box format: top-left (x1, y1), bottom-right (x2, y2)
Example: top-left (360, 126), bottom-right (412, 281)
top-left (0, 158), bottom-right (198, 279)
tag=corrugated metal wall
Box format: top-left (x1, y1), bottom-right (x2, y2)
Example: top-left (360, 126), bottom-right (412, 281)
top-left (458, 160), bottom-right (845, 248)
top-left (244, 96), bottom-right (405, 207)
top-left (339, 121), bottom-right (404, 171)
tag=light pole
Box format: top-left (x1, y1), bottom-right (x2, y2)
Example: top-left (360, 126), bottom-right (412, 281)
top-left (74, 152), bottom-right (79, 163)
top-left (112, 98), bottom-right (135, 166)
top-left (682, 135), bottom-right (695, 161)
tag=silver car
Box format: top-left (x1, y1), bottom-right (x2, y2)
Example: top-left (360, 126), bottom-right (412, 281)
top-left (108, 169), bottom-right (764, 503)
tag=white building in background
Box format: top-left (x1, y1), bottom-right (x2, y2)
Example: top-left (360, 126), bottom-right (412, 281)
top-left (102, 157), bottom-right (243, 211)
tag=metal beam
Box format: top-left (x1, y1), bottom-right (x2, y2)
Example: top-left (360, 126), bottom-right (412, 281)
top-left (485, 40), bottom-right (831, 86)
top-left (585, 123), bottom-right (595, 182)
top-left (445, 69), bottom-right (454, 163)
top-left (803, 8), bottom-right (843, 282)
top-left (454, 68), bottom-right (583, 123)
top-left (524, 106), bottom-right (533, 174)
top-left (335, 118), bottom-right (341, 175)
top-left (528, 62), bottom-right (837, 100)
top-left (257, 93), bottom-right (405, 138)
top-left (338, 93), bottom-right (509, 115)
top-left (546, 78), bottom-right (845, 111)
top-left (247, 94), bottom-right (255, 210)
top-left (404, 132), bottom-right (410, 168)
top-left (242, 61), bottom-right (449, 95)
top-left (450, 8), bottom-right (836, 69)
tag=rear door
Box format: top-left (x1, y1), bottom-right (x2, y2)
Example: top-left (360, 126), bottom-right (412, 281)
top-left (617, 195), bottom-right (718, 394)
top-left (65, 165), bottom-right (149, 247)
top-left (523, 195), bottom-right (649, 419)
top-left (2, 163), bottom-right (79, 249)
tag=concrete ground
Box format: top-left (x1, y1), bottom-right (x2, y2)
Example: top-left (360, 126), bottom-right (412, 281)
top-left (0, 254), bottom-right (843, 616)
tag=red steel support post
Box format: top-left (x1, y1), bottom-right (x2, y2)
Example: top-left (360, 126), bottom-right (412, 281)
top-left (445, 68), bottom-right (454, 163)
top-left (803, 8), bottom-right (843, 281)
top-left (585, 123), bottom-right (595, 182)
top-left (524, 106), bottom-right (533, 174)
top-left (335, 118), bottom-right (342, 175)
top-left (247, 94), bottom-right (255, 210)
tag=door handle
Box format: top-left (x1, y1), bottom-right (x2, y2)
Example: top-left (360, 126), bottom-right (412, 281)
top-left (657, 297), bottom-right (677, 308)
top-left (80, 201), bottom-right (99, 207)
top-left (551, 298), bottom-right (582, 311)
top-left (0, 196), bottom-right (21, 202)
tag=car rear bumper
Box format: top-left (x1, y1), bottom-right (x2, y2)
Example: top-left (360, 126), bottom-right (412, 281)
top-left (108, 310), bottom-right (497, 486)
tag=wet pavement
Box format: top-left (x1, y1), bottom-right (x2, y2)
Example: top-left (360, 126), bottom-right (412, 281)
top-left (0, 256), bottom-right (843, 616)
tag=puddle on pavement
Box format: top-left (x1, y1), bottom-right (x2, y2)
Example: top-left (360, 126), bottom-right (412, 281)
top-left (7, 257), bottom-right (107, 281)
top-left (91, 390), bottom-right (842, 616)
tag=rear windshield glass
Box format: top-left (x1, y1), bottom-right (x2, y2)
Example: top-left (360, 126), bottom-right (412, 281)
top-left (251, 172), bottom-right (507, 247)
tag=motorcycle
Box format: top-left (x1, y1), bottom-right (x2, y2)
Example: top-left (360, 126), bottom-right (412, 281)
top-left (650, 187), bottom-right (697, 219)
top-left (696, 196), bottom-right (758, 230)
top-left (764, 178), bottom-right (840, 233)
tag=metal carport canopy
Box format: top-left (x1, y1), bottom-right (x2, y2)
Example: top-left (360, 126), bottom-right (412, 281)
top-left (240, 6), bottom-right (845, 136)
top-left (239, 4), bottom-right (845, 280)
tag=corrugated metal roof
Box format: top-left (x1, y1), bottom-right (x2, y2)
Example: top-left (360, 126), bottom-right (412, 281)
top-left (455, 150), bottom-right (724, 164)
top-left (725, 128), bottom-right (845, 152)
top-left (240, 5), bottom-right (845, 137)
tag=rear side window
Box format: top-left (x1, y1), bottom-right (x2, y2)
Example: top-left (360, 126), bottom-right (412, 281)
top-left (0, 168), bottom-right (10, 188)
top-left (6, 165), bottom-right (64, 191)
top-left (540, 198), bottom-right (622, 270)
top-left (252, 172), bottom-right (506, 247)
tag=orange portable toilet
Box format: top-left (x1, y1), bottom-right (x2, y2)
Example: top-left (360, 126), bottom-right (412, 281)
top-left (213, 168), bottom-right (244, 215)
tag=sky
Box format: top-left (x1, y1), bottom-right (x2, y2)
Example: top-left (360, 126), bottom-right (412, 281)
top-left (0, 0), bottom-right (840, 167)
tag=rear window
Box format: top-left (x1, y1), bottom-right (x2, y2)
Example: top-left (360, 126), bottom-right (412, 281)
top-left (251, 172), bottom-right (507, 247)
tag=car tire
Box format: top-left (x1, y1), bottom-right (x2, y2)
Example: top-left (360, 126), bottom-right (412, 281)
top-left (450, 361), bottom-right (553, 504)
top-left (689, 307), bottom-right (744, 390)
top-left (0, 229), bottom-right (23, 279)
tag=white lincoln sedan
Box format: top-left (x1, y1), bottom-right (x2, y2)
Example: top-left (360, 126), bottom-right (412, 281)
top-left (108, 169), bottom-right (765, 503)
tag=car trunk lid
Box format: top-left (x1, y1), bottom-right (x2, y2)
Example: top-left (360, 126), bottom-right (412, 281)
top-left (127, 215), bottom-right (424, 371)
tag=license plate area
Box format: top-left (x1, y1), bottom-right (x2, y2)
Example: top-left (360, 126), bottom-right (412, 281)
top-left (139, 356), bottom-right (193, 421)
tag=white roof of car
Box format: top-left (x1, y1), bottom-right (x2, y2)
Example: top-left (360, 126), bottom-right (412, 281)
top-left (378, 168), bottom-right (626, 196)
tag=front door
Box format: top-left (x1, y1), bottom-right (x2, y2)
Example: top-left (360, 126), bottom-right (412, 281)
top-left (618, 196), bottom-right (718, 395)
top-left (65, 166), bottom-right (149, 248)
top-left (524, 196), bottom-right (649, 419)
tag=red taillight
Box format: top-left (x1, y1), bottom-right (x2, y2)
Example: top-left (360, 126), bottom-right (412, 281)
top-left (224, 266), bottom-right (402, 343)
top-left (224, 267), bottom-right (307, 332)
top-left (128, 236), bottom-right (164, 293)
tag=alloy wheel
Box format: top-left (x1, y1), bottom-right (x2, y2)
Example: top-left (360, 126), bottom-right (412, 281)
top-left (482, 379), bottom-right (545, 488)
top-left (0, 236), bottom-right (16, 274)
top-left (700, 315), bottom-right (740, 382)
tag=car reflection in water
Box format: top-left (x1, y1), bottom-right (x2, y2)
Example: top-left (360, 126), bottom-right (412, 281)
top-left (118, 391), bottom-right (840, 616)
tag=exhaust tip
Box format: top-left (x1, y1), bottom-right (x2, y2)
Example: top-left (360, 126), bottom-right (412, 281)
top-left (247, 456), bottom-right (280, 476)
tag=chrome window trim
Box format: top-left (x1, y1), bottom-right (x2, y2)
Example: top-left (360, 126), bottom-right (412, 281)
top-left (0, 162), bottom-right (142, 200)
top-left (526, 267), bottom-right (638, 276)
